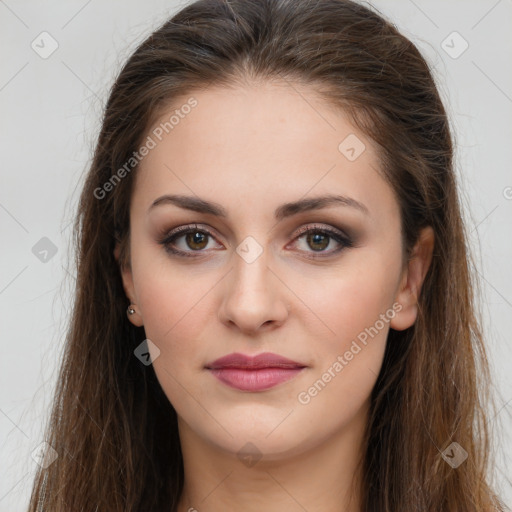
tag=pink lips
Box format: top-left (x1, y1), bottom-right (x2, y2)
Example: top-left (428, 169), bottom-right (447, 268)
top-left (205, 352), bottom-right (307, 392)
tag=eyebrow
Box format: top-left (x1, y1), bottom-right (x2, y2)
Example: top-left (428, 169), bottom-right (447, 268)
top-left (148, 193), bottom-right (369, 220)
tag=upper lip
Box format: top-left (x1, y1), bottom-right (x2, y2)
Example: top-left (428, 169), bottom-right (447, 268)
top-left (205, 352), bottom-right (306, 370)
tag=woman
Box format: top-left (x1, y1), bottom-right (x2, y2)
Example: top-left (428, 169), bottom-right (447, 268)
top-left (28, 0), bottom-right (506, 510)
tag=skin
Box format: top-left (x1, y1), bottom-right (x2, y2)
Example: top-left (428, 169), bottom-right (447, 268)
top-left (115, 80), bottom-right (434, 512)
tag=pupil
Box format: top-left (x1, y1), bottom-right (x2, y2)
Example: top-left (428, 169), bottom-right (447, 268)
top-left (308, 233), bottom-right (329, 251)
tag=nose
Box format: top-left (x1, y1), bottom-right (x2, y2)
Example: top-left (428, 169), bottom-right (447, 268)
top-left (217, 249), bottom-right (289, 334)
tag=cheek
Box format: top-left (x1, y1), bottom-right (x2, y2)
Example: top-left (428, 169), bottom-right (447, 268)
top-left (134, 270), bottom-right (211, 412)
top-left (131, 253), bottom-right (220, 384)
top-left (298, 255), bottom-right (400, 348)
top-left (293, 278), bottom-right (392, 423)
top-left (293, 254), bottom-right (400, 398)
top-left (131, 241), bottom-right (206, 333)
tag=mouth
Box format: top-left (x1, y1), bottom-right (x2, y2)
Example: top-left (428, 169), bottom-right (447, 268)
top-left (205, 352), bottom-right (307, 392)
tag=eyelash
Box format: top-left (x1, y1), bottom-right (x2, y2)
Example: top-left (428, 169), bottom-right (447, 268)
top-left (158, 223), bottom-right (354, 259)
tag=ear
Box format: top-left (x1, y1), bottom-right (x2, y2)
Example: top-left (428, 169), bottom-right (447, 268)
top-left (390, 226), bottom-right (434, 331)
top-left (114, 241), bottom-right (144, 327)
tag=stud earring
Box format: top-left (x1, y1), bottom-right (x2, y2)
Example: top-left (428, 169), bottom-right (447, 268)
top-left (127, 305), bottom-right (136, 316)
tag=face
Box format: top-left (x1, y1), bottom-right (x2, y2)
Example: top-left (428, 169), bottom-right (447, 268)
top-left (117, 80), bottom-right (431, 462)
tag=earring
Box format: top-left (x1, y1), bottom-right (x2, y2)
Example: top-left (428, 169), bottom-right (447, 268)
top-left (127, 305), bottom-right (136, 316)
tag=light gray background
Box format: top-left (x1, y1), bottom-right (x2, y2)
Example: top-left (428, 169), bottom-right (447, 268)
top-left (1, 0), bottom-right (511, 510)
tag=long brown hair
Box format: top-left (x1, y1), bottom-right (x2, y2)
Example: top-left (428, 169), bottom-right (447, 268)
top-left (28, 0), bottom-right (505, 510)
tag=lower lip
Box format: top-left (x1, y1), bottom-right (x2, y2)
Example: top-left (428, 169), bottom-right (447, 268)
top-left (208, 367), bottom-right (305, 391)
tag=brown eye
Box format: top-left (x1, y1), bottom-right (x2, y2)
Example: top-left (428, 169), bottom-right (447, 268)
top-left (306, 232), bottom-right (330, 251)
top-left (185, 231), bottom-right (209, 250)
top-left (159, 224), bottom-right (223, 258)
top-left (291, 225), bottom-right (354, 258)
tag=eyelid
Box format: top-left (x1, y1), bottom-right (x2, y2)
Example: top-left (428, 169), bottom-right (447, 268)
top-left (292, 222), bottom-right (350, 240)
top-left (159, 223), bottom-right (218, 241)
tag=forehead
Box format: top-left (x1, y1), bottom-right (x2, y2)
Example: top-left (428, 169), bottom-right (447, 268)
top-left (133, 81), bottom-right (398, 224)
